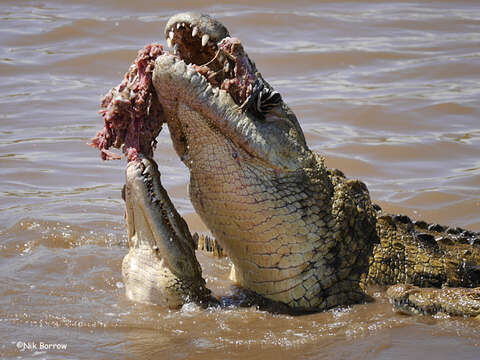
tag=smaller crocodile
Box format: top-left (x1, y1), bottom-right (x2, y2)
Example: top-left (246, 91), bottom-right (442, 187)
top-left (96, 12), bottom-right (480, 317)
top-left (122, 158), bottom-right (213, 308)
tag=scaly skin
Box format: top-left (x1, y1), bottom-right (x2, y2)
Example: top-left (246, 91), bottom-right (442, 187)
top-left (387, 284), bottom-right (480, 317)
top-left (365, 212), bottom-right (480, 289)
top-left (116, 13), bottom-right (480, 315)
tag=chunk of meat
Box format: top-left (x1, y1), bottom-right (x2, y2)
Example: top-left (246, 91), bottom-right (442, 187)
top-left (91, 43), bottom-right (165, 161)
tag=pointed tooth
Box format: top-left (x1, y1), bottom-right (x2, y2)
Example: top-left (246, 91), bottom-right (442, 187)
top-left (186, 65), bottom-right (197, 78)
top-left (201, 34), bottom-right (210, 47)
top-left (173, 44), bottom-right (178, 55)
top-left (169, 31), bottom-right (174, 40)
top-left (192, 26), bottom-right (199, 37)
top-left (224, 61), bottom-right (230, 73)
top-left (177, 23), bottom-right (181, 29)
top-left (167, 38), bottom-right (173, 48)
top-left (182, 22), bottom-right (185, 27)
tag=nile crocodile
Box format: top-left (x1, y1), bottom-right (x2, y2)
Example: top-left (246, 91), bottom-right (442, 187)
top-left (95, 13), bottom-right (480, 317)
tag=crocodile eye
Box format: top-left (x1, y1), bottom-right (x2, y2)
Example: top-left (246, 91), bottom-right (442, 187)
top-left (258, 86), bottom-right (282, 114)
top-left (242, 79), bottom-right (282, 119)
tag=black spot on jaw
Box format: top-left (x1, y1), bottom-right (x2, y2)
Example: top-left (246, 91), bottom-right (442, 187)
top-left (413, 220), bottom-right (428, 229)
top-left (428, 223), bottom-right (446, 232)
top-left (393, 214), bottom-right (411, 224)
top-left (121, 184), bottom-right (126, 201)
top-left (415, 232), bottom-right (440, 251)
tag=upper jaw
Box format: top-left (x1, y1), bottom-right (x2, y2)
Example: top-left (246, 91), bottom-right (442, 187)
top-left (165, 12), bottom-right (229, 62)
top-left (164, 13), bottom-right (258, 109)
top-left (155, 13), bottom-right (314, 172)
top-left (165, 12), bottom-right (230, 46)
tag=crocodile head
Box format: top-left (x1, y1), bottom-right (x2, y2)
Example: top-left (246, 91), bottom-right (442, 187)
top-left (151, 13), bottom-right (375, 310)
top-left (122, 156), bottom-right (211, 307)
top-left (387, 284), bottom-right (480, 317)
top-left (154, 12), bottom-right (315, 172)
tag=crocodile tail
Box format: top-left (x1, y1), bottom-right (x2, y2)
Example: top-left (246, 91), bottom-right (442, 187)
top-left (365, 208), bottom-right (480, 288)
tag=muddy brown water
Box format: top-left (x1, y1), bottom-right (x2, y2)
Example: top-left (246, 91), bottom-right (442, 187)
top-left (1, 1), bottom-right (480, 359)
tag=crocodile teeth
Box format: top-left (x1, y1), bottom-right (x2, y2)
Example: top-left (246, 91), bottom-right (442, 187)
top-left (192, 26), bottom-right (199, 37)
top-left (173, 44), bottom-right (178, 55)
top-left (224, 61), bottom-right (229, 73)
top-left (201, 34), bottom-right (210, 47)
top-left (167, 38), bottom-right (173, 48)
top-left (176, 23), bottom-right (181, 29)
top-left (169, 31), bottom-right (174, 40)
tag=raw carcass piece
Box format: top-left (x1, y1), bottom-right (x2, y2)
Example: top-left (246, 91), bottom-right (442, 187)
top-left (91, 44), bottom-right (165, 161)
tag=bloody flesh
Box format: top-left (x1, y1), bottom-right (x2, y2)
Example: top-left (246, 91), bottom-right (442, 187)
top-left (91, 43), bottom-right (165, 161)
